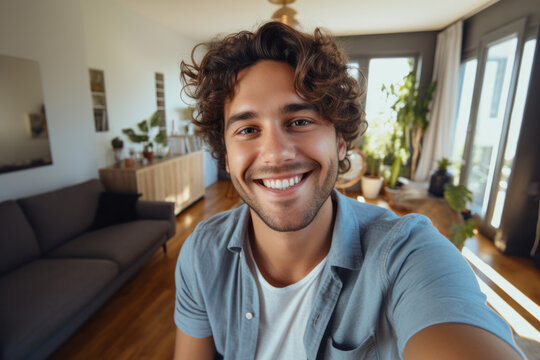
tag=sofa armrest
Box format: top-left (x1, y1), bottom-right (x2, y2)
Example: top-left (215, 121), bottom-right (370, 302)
top-left (136, 201), bottom-right (176, 238)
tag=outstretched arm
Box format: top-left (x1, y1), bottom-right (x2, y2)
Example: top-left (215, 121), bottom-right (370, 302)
top-left (173, 328), bottom-right (216, 360)
top-left (404, 323), bottom-right (522, 360)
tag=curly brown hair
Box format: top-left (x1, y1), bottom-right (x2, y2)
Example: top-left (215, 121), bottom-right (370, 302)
top-left (180, 21), bottom-right (366, 173)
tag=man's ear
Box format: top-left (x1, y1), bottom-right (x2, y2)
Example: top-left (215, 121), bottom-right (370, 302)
top-left (337, 134), bottom-right (346, 161)
top-left (225, 153), bottom-right (230, 173)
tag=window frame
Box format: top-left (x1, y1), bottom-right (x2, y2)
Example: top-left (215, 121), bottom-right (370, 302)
top-left (458, 17), bottom-right (529, 237)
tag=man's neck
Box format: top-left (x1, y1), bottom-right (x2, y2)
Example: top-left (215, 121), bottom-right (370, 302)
top-left (249, 195), bottom-right (335, 287)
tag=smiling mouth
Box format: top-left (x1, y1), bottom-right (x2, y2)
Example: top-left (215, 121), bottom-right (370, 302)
top-left (255, 172), bottom-right (310, 191)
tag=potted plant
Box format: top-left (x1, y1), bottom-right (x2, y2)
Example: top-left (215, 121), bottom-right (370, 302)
top-left (361, 116), bottom-right (391, 199)
top-left (429, 157), bottom-right (454, 197)
top-left (111, 137), bottom-right (124, 167)
top-left (362, 154), bottom-right (384, 199)
top-left (111, 137), bottom-right (123, 149)
top-left (386, 66), bottom-right (437, 180)
top-left (444, 184), bottom-right (475, 251)
top-left (122, 111), bottom-right (166, 162)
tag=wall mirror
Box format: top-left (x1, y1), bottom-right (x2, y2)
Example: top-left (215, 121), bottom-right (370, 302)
top-left (0, 54), bottom-right (52, 174)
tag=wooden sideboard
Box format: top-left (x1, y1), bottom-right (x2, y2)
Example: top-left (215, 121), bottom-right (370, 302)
top-left (99, 151), bottom-right (204, 215)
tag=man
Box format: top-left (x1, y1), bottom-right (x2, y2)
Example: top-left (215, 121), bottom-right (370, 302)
top-left (173, 22), bottom-right (523, 359)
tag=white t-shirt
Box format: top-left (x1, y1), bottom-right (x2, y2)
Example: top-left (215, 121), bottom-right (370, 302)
top-left (247, 243), bottom-right (327, 360)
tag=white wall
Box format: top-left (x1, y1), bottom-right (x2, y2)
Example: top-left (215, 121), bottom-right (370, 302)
top-left (0, 0), bottom-right (98, 201)
top-left (0, 0), bottom-right (217, 201)
top-left (83, 0), bottom-right (217, 186)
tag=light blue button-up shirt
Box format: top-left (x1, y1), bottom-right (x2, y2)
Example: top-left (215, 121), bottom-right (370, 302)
top-left (175, 190), bottom-right (522, 359)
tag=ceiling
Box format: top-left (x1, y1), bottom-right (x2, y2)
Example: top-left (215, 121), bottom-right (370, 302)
top-left (113, 0), bottom-right (500, 42)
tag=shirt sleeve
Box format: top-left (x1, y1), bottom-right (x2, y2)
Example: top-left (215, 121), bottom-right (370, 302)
top-left (384, 214), bottom-right (523, 358)
top-left (174, 232), bottom-right (213, 338)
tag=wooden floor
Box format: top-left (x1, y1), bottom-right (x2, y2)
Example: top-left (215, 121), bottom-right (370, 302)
top-left (50, 181), bottom-right (540, 359)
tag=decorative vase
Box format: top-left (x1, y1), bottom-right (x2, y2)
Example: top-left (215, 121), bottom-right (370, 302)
top-left (428, 169), bottom-right (453, 197)
top-left (113, 148), bottom-right (123, 167)
top-left (361, 176), bottom-right (384, 199)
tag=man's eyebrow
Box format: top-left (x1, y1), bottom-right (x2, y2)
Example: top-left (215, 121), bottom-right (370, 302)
top-left (225, 111), bottom-right (257, 131)
top-left (281, 102), bottom-right (318, 115)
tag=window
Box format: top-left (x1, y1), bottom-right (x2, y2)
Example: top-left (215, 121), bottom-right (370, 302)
top-left (451, 17), bottom-right (537, 233)
top-left (364, 57), bottom-right (413, 129)
top-left (490, 38), bottom-right (537, 228)
top-left (466, 36), bottom-right (518, 216)
top-left (450, 59), bottom-right (477, 182)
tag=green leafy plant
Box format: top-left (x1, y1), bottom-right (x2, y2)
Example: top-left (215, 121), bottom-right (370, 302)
top-left (122, 111), bottom-right (167, 154)
top-left (449, 219), bottom-right (476, 252)
top-left (444, 183), bottom-right (475, 251)
top-left (386, 66), bottom-right (437, 181)
top-left (111, 137), bottom-right (123, 149)
top-left (437, 157), bottom-right (451, 171)
top-left (444, 184), bottom-right (472, 212)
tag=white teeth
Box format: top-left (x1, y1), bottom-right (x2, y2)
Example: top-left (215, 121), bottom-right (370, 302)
top-left (261, 175), bottom-right (302, 190)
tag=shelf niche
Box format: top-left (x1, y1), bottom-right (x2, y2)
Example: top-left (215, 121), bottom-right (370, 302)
top-left (89, 68), bottom-right (109, 132)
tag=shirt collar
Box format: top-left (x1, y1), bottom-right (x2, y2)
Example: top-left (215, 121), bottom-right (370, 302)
top-left (327, 189), bottom-right (363, 270)
top-left (226, 203), bottom-right (251, 253)
top-left (226, 189), bottom-right (364, 271)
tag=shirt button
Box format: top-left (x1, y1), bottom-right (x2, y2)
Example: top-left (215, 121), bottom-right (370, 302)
top-left (245, 312), bottom-right (253, 320)
top-left (239, 251), bottom-right (244, 258)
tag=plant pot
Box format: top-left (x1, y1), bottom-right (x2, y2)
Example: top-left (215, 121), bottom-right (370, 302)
top-left (361, 176), bottom-right (384, 199)
top-left (143, 151), bottom-right (154, 162)
top-left (428, 169), bottom-right (453, 197)
top-left (383, 185), bottom-right (401, 206)
top-left (461, 209), bottom-right (472, 220)
top-left (124, 158), bottom-right (134, 168)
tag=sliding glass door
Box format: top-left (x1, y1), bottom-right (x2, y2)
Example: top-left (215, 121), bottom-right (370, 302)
top-left (466, 36), bottom-right (518, 216)
top-left (490, 38), bottom-right (537, 228)
top-left (453, 18), bottom-right (537, 234)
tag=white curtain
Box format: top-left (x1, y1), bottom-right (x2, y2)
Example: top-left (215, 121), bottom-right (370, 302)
top-left (415, 21), bottom-right (463, 181)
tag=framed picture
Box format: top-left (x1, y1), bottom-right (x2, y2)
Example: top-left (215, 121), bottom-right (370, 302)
top-left (29, 113), bottom-right (48, 138)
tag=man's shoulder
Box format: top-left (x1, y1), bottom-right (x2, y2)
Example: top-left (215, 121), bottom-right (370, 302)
top-left (181, 203), bottom-right (249, 255)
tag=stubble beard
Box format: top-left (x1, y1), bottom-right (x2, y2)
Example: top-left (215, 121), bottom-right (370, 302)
top-left (230, 160), bottom-right (339, 233)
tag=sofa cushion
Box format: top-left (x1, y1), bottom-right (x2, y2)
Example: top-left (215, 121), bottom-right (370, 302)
top-left (91, 192), bottom-right (141, 230)
top-left (0, 258), bottom-right (118, 360)
top-left (47, 220), bottom-right (170, 270)
top-left (0, 201), bottom-right (40, 275)
top-left (17, 179), bottom-right (104, 253)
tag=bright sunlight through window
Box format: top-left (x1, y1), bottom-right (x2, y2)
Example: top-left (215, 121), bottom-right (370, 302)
top-left (463, 247), bottom-right (540, 342)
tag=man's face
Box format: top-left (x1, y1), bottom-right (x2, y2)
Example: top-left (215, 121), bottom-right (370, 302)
top-left (223, 60), bottom-right (346, 232)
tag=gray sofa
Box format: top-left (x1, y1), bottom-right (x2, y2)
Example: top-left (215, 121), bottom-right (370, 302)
top-left (0, 179), bottom-right (176, 360)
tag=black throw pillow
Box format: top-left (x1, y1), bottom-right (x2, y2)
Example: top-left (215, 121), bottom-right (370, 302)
top-left (91, 192), bottom-right (141, 230)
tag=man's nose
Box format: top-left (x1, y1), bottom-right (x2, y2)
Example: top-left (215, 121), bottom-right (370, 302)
top-left (259, 127), bottom-right (295, 164)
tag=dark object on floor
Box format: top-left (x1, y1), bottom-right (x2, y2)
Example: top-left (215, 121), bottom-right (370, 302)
top-left (0, 179), bottom-right (176, 360)
top-left (428, 169), bottom-right (454, 197)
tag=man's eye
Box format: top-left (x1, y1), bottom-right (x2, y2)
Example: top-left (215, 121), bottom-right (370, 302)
top-left (290, 119), bottom-right (312, 127)
top-left (238, 127), bottom-right (258, 135)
